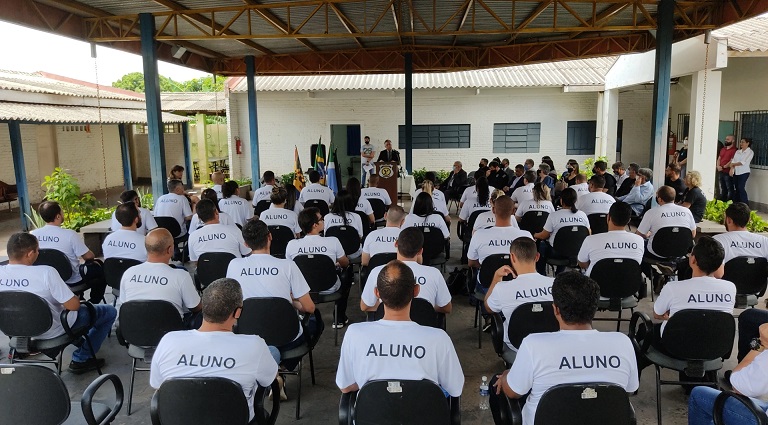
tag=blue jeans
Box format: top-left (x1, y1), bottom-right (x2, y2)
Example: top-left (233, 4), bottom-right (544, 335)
top-left (719, 172), bottom-right (735, 202)
top-left (268, 346), bottom-right (281, 364)
top-left (688, 386), bottom-right (768, 425)
top-left (733, 173), bottom-right (750, 205)
top-left (70, 304), bottom-right (117, 363)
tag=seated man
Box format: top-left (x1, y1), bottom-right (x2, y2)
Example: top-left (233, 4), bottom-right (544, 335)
top-left (577, 202), bottom-right (644, 276)
top-left (613, 161), bottom-right (628, 188)
top-left (361, 227), bottom-right (452, 314)
top-left (713, 202), bottom-right (768, 265)
top-left (617, 168), bottom-right (654, 216)
top-left (593, 160), bottom-right (617, 196)
top-left (187, 199), bottom-right (250, 264)
top-left (150, 278), bottom-right (280, 419)
top-left (110, 189), bottom-right (157, 235)
top-left (361, 174), bottom-right (392, 207)
top-left (484, 237), bottom-right (554, 358)
top-left (664, 162), bottom-right (687, 203)
top-left (570, 173), bottom-right (590, 198)
top-left (299, 170), bottom-right (335, 206)
top-left (31, 201), bottom-right (107, 304)
top-left (509, 171), bottom-right (536, 208)
top-left (487, 161), bottom-right (509, 191)
top-left (154, 179), bottom-right (193, 237)
top-left (119, 228), bottom-right (202, 328)
top-left (102, 203), bottom-right (148, 262)
top-left (0, 233), bottom-right (116, 374)
top-left (440, 161), bottom-right (468, 201)
top-left (338, 260), bottom-right (464, 397)
top-left (210, 171), bottom-right (225, 199)
top-left (507, 164), bottom-right (526, 193)
top-left (615, 163), bottom-right (639, 198)
top-left (362, 205), bottom-right (405, 266)
top-left (251, 170), bottom-right (277, 206)
top-left (493, 272), bottom-right (639, 425)
top-left (576, 175), bottom-right (615, 216)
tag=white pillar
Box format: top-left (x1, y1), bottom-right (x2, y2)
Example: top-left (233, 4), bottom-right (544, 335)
top-left (595, 89), bottom-right (619, 161)
top-left (687, 69), bottom-right (722, 199)
top-left (195, 113), bottom-right (209, 182)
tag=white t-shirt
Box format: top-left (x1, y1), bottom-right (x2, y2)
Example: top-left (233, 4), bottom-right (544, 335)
top-left (515, 200), bottom-right (555, 218)
top-left (362, 187), bottom-right (392, 206)
top-left (102, 229), bottom-right (148, 262)
top-left (299, 183), bottom-right (335, 205)
top-left (653, 276), bottom-right (736, 333)
top-left (576, 192), bottom-right (616, 216)
top-left (508, 330), bottom-right (639, 425)
top-left (459, 200), bottom-right (491, 222)
top-left (150, 330), bottom-right (278, 422)
top-left (468, 226), bottom-right (534, 264)
top-left (362, 260), bottom-right (452, 309)
top-left (219, 195), bottom-right (253, 227)
top-left (110, 207), bottom-right (157, 236)
top-left (410, 193), bottom-right (450, 217)
top-left (637, 203), bottom-right (696, 257)
top-left (211, 184), bottom-right (223, 199)
top-left (730, 350), bottom-right (768, 398)
top-left (510, 183), bottom-right (534, 205)
top-left (713, 231), bottom-right (768, 264)
top-left (362, 227), bottom-right (401, 257)
top-left (542, 209), bottom-right (590, 245)
top-left (188, 223), bottom-right (250, 262)
top-left (189, 212), bottom-right (236, 234)
top-left (571, 182), bottom-right (590, 198)
top-left (403, 213), bottom-right (450, 238)
top-left (414, 188), bottom-right (447, 205)
top-left (472, 212), bottom-right (519, 232)
top-left (251, 184), bottom-right (274, 206)
top-left (577, 230), bottom-right (645, 275)
top-left (485, 273), bottom-right (554, 349)
top-left (325, 212), bottom-right (364, 238)
top-left (259, 205), bottom-right (301, 234)
top-left (154, 193), bottom-right (193, 237)
top-left (285, 234), bottom-right (345, 293)
top-left (336, 320), bottom-right (464, 397)
top-left (460, 187), bottom-right (478, 204)
top-left (31, 225), bottom-right (90, 284)
top-left (119, 262), bottom-right (201, 317)
top-left (355, 197), bottom-right (374, 216)
top-left (0, 264), bottom-right (76, 339)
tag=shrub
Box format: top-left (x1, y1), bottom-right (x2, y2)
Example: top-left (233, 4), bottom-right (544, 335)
top-left (703, 199), bottom-right (767, 233)
top-left (39, 168), bottom-right (114, 231)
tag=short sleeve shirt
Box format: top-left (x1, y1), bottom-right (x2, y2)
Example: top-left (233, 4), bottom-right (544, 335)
top-left (410, 191), bottom-right (449, 217)
top-left (102, 229), bottom-right (148, 262)
top-left (473, 211), bottom-right (518, 232)
top-left (515, 200), bottom-right (555, 218)
top-left (355, 197), bottom-right (374, 216)
top-left (119, 262), bottom-right (201, 317)
top-left (362, 227), bottom-right (401, 257)
top-left (189, 212), bottom-right (237, 234)
top-left (682, 187), bottom-right (707, 223)
top-left (325, 212), bottom-right (364, 238)
top-left (713, 231), bottom-right (768, 264)
top-left (299, 183), bottom-right (335, 205)
top-left (154, 193), bottom-right (193, 237)
top-left (459, 200), bottom-right (491, 221)
top-left (730, 350), bottom-right (768, 398)
top-left (361, 188), bottom-right (391, 206)
top-left (542, 209), bottom-right (590, 245)
top-left (510, 184), bottom-right (535, 204)
top-left (571, 182), bottom-right (590, 198)
top-left (485, 272), bottom-right (554, 349)
top-left (403, 213), bottom-right (450, 238)
top-left (188, 223), bottom-right (250, 262)
top-left (577, 230), bottom-right (645, 275)
top-left (219, 195), bottom-right (253, 227)
top-left (460, 187), bottom-right (478, 204)
top-left (31, 225), bottom-right (90, 284)
top-left (251, 184), bottom-right (274, 205)
top-left (111, 207), bottom-right (157, 236)
top-left (286, 234), bottom-right (345, 263)
top-left (259, 205), bottom-right (301, 234)
top-left (653, 276), bottom-right (736, 333)
top-left (362, 261), bottom-right (452, 309)
top-left (468, 226), bottom-right (534, 264)
top-left (576, 192), bottom-right (616, 216)
top-left (637, 203), bottom-right (696, 257)
top-left (211, 184), bottom-right (223, 199)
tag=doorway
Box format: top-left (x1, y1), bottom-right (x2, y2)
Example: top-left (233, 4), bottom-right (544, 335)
top-left (330, 124), bottom-right (361, 187)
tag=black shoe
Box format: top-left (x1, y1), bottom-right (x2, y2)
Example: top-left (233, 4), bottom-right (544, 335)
top-left (332, 318), bottom-right (350, 329)
top-left (482, 318), bottom-right (492, 333)
top-left (68, 358), bottom-right (105, 375)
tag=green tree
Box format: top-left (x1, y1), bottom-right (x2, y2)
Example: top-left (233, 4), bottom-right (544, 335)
top-left (112, 72), bottom-right (222, 93)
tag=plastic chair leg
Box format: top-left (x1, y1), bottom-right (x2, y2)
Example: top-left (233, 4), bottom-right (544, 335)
top-left (656, 366), bottom-right (663, 425)
top-left (83, 334), bottom-right (103, 375)
top-left (295, 360), bottom-right (302, 420)
top-left (128, 357), bottom-right (137, 415)
top-left (309, 350), bottom-right (316, 385)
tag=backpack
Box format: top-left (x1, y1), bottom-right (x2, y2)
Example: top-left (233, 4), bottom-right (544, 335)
top-left (446, 267), bottom-right (470, 296)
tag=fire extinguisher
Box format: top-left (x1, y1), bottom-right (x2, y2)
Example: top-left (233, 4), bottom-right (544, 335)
top-left (235, 137), bottom-right (242, 154)
top-left (668, 132), bottom-right (677, 155)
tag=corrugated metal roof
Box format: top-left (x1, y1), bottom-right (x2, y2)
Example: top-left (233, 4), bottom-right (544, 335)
top-left (0, 102), bottom-right (189, 124)
top-left (0, 70), bottom-right (145, 101)
top-left (161, 92), bottom-right (226, 112)
top-left (232, 57), bottom-right (616, 92)
top-left (713, 14), bottom-right (768, 52)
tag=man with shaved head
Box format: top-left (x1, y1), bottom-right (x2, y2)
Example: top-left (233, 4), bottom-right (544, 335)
top-left (118, 228), bottom-right (202, 328)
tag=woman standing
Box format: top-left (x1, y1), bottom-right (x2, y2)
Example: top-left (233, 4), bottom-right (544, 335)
top-left (729, 138), bottom-right (754, 205)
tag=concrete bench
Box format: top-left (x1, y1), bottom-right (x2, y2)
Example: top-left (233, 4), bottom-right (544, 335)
top-left (695, 219), bottom-right (726, 241)
top-left (80, 218), bottom-right (113, 257)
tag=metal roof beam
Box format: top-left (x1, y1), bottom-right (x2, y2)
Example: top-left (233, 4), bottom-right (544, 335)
top-left (242, 0), bottom-right (320, 52)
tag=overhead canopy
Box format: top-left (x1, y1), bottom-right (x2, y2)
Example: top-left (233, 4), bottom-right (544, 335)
top-left (2, 0), bottom-right (767, 75)
top-left (160, 92), bottom-right (226, 113)
top-left (0, 101), bottom-right (190, 124)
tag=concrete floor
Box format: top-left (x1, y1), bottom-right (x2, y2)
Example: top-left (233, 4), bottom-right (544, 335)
top-left (0, 196), bottom-right (756, 425)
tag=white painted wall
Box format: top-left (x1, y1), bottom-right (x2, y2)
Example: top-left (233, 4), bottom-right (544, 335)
top-left (54, 124), bottom-right (124, 192)
top-left (617, 89), bottom-right (654, 167)
top-left (131, 132), bottom-right (186, 184)
top-left (0, 124), bottom-right (42, 202)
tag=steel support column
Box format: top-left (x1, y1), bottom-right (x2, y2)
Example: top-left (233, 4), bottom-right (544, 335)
top-left (649, 0), bottom-right (675, 186)
top-left (140, 12), bottom-right (168, 197)
top-left (118, 124), bottom-right (133, 190)
top-left (8, 121), bottom-right (30, 230)
top-left (404, 53), bottom-right (413, 174)
top-left (181, 123), bottom-right (193, 189)
top-left (246, 55), bottom-right (260, 191)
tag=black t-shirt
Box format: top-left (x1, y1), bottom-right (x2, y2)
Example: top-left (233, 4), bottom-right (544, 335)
top-left (665, 177), bottom-right (687, 203)
top-left (616, 177), bottom-right (636, 198)
top-left (683, 186), bottom-right (707, 223)
top-left (602, 173), bottom-right (617, 196)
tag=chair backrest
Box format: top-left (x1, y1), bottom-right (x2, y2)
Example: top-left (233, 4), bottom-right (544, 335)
top-left (420, 226), bottom-right (445, 261)
top-left (520, 211), bottom-right (549, 235)
top-left (236, 297), bottom-right (301, 347)
top-left (325, 226), bottom-right (361, 256)
top-left (479, 254), bottom-right (513, 289)
top-left (268, 225), bottom-right (294, 258)
top-left (552, 226), bottom-right (590, 258)
top-left (590, 258), bottom-right (643, 300)
top-left (0, 364), bottom-right (71, 425)
top-left (467, 209), bottom-right (490, 232)
top-left (154, 216), bottom-right (182, 238)
top-left (507, 301), bottom-right (559, 349)
top-left (372, 298), bottom-right (445, 329)
top-left (151, 377), bottom-right (250, 425)
top-left (355, 210), bottom-right (373, 240)
top-left (254, 200), bottom-right (271, 217)
top-left (0, 291), bottom-right (53, 338)
top-left (661, 309), bottom-right (735, 360)
top-left (369, 252), bottom-right (398, 270)
top-left (303, 199), bottom-right (329, 216)
top-left (534, 383), bottom-right (636, 425)
top-left (119, 300), bottom-right (184, 348)
top-left (368, 198), bottom-right (387, 221)
top-left (723, 257), bottom-right (768, 296)
top-left (293, 254), bottom-right (338, 293)
top-left (587, 213), bottom-right (609, 235)
top-left (651, 226), bottom-right (693, 258)
top-left (353, 379), bottom-right (450, 424)
top-left (103, 257), bottom-right (142, 290)
top-left (197, 252), bottom-right (237, 290)
top-left (33, 249), bottom-right (73, 281)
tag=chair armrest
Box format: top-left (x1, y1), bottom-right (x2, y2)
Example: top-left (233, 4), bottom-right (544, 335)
top-left (252, 379), bottom-right (281, 425)
top-left (81, 373), bottom-right (124, 425)
top-left (628, 311), bottom-right (653, 355)
top-left (338, 391), bottom-right (357, 425)
top-left (714, 390), bottom-right (768, 425)
top-left (490, 313), bottom-right (505, 356)
top-left (449, 396), bottom-right (461, 425)
top-left (61, 302), bottom-right (96, 337)
top-left (489, 374), bottom-right (522, 425)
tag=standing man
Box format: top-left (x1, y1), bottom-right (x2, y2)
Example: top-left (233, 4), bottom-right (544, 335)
top-left (717, 135), bottom-right (737, 201)
top-left (376, 139), bottom-right (400, 164)
top-left (440, 161), bottom-right (468, 202)
top-left (361, 136), bottom-right (376, 186)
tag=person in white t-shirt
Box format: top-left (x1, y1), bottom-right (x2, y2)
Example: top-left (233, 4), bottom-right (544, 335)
top-left (411, 180), bottom-right (450, 221)
top-left (348, 177), bottom-right (375, 227)
top-left (458, 176), bottom-right (491, 222)
top-left (362, 205), bottom-right (405, 266)
top-left (258, 186), bottom-right (301, 236)
top-left (362, 174), bottom-right (392, 206)
top-left (484, 237), bottom-right (554, 358)
top-left (338, 260), bottom-right (464, 396)
top-left (154, 179), bottom-right (193, 237)
top-left (110, 190), bottom-right (157, 235)
top-left (570, 173), bottom-right (590, 198)
top-left (510, 170), bottom-right (536, 208)
top-left (493, 272), bottom-right (639, 425)
top-left (403, 193), bottom-right (450, 239)
top-left (190, 188), bottom-right (236, 233)
top-left (210, 171), bottom-right (225, 200)
top-left (251, 170), bottom-right (277, 206)
top-left (120, 228), bottom-right (202, 328)
top-left (514, 182), bottom-right (555, 224)
top-left (533, 188), bottom-right (590, 275)
top-left (360, 227), bottom-right (452, 314)
top-left (325, 190), bottom-right (364, 258)
top-left (473, 190), bottom-right (518, 233)
top-left (469, 196), bottom-right (534, 273)
top-left (102, 203), bottom-right (148, 262)
top-left (413, 172), bottom-right (447, 205)
top-left (299, 170), bottom-right (335, 206)
top-left (150, 278), bottom-right (282, 415)
top-left (218, 181), bottom-right (253, 227)
top-left (577, 202), bottom-right (644, 276)
top-left (187, 200), bottom-right (250, 263)
top-left (714, 202), bottom-right (768, 264)
top-left (576, 174), bottom-right (616, 216)
top-left (0, 233), bottom-right (117, 374)
top-left (31, 201), bottom-right (107, 304)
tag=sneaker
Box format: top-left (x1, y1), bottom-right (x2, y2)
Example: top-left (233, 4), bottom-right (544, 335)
top-left (482, 318), bottom-right (492, 333)
top-left (269, 376), bottom-right (288, 401)
top-left (332, 318), bottom-right (350, 329)
top-left (68, 358), bottom-right (105, 375)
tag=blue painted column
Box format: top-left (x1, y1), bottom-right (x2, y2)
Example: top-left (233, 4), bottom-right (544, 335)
top-left (404, 53), bottom-right (413, 174)
top-left (246, 56), bottom-right (261, 191)
top-left (8, 121), bottom-right (30, 230)
top-left (118, 124), bottom-right (133, 190)
top-left (649, 0), bottom-right (675, 185)
top-left (181, 123), bottom-right (193, 189)
top-left (140, 12), bottom-right (168, 197)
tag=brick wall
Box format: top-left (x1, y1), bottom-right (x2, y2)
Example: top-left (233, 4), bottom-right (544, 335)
top-left (0, 123), bottom-right (43, 201)
top-left (54, 124), bottom-right (124, 192)
top-left (131, 131), bottom-right (186, 182)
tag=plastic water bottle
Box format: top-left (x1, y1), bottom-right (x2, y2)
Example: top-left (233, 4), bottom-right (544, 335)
top-left (479, 375), bottom-right (490, 410)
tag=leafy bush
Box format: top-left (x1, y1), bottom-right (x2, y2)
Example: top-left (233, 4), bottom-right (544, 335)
top-left (234, 177), bottom-right (253, 187)
top-left (280, 172), bottom-right (296, 187)
top-left (581, 156), bottom-right (608, 180)
top-left (136, 187), bottom-right (154, 211)
top-left (703, 199), bottom-right (767, 233)
top-left (412, 168), bottom-right (450, 186)
top-left (24, 209), bottom-right (46, 230)
top-left (40, 168), bottom-right (115, 231)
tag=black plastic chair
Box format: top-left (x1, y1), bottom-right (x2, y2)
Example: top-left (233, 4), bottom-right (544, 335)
top-left (34, 248), bottom-right (88, 293)
top-left (490, 301), bottom-right (559, 367)
top-left (473, 254), bottom-right (513, 349)
top-left (268, 225), bottom-right (295, 259)
top-left (642, 226), bottom-right (694, 296)
top-left (103, 257), bottom-right (142, 305)
top-left (587, 213), bottom-right (609, 235)
top-left (519, 211), bottom-right (549, 236)
top-left (0, 291), bottom-right (99, 374)
top-left (303, 199), bottom-right (329, 216)
top-left (150, 377), bottom-right (280, 425)
top-left (196, 252), bottom-right (236, 291)
top-left (119, 300), bottom-right (184, 415)
top-left (236, 297), bottom-right (318, 419)
top-left (714, 390), bottom-right (768, 425)
top-left (368, 198), bottom-right (387, 226)
top-left (154, 216), bottom-right (189, 262)
top-left (459, 209), bottom-right (490, 259)
top-left (0, 364), bottom-right (124, 425)
top-left (253, 200), bottom-right (271, 217)
top-left (339, 379), bottom-right (460, 425)
top-left (360, 252), bottom-right (397, 291)
top-left (590, 258), bottom-right (643, 331)
top-left (370, 298), bottom-right (446, 330)
top-left (630, 309), bottom-right (735, 425)
top-left (326, 225), bottom-right (362, 257)
top-left (723, 257), bottom-right (768, 308)
top-left (546, 225), bottom-right (590, 271)
top-left (294, 254), bottom-right (342, 345)
top-left (420, 226), bottom-right (447, 272)
top-left (355, 210), bottom-right (374, 242)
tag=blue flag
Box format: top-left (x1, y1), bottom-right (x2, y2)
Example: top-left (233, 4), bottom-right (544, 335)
top-left (327, 143), bottom-right (338, 194)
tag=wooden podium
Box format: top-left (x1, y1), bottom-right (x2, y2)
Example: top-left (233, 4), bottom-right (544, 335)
top-left (374, 161), bottom-right (399, 203)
